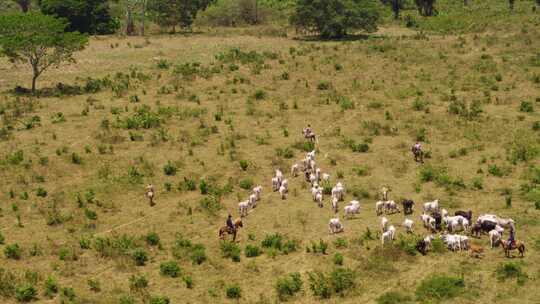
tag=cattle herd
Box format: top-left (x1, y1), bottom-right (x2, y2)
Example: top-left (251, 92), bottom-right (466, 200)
top-left (237, 147), bottom-right (522, 258)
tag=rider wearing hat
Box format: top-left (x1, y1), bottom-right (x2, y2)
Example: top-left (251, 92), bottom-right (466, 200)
top-left (226, 214), bottom-right (235, 234)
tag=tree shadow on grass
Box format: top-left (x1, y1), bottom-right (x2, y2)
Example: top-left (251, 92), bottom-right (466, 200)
top-left (9, 82), bottom-right (87, 98)
top-left (293, 33), bottom-right (386, 42)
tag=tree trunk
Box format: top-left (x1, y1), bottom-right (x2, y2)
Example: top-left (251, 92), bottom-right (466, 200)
top-left (140, 1), bottom-right (146, 36)
top-left (392, 0), bottom-right (400, 19)
top-left (509, 0), bottom-right (514, 10)
top-left (31, 75), bottom-right (37, 94)
top-left (126, 9), bottom-right (135, 35)
top-left (464, 0), bottom-right (469, 6)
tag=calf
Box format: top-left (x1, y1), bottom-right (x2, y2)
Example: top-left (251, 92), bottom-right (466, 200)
top-left (489, 229), bottom-right (502, 248)
top-left (315, 192), bottom-right (323, 208)
top-left (248, 194), bottom-right (258, 208)
top-left (423, 199), bottom-right (439, 214)
top-left (291, 164), bottom-right (299, 177)
top-left (279, 185), bottom-right (287, 200)
top-left (329, 218), bottom-right (344, 234)
top-left (384, 200), bottom-right (400, 214)
top-left (381, 217), bottom-right (389, 233)
top-left (272, 177), bottom-right (280, 191)
top-left (238, 201), bottom-right (250, 217)
top-left (332, 197), bottom-right (339, 213)
top-left (252, 186), bottom-right (263, 201)
top-left (381, 225), bottom-right (396, 245)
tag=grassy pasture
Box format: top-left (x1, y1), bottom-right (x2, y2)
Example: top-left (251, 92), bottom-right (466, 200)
top-left (0, 5), bottom-right (539, 304)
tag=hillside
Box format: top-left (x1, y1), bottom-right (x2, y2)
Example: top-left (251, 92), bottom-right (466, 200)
top-left (0, 2), bottom-right (539, 304)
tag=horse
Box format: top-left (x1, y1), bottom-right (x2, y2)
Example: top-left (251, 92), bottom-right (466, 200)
top-left (501, 240), bottom-right (525, 258)
top-left (412, 146), bottom-right (424, 163)
top-left (302, 128), bottom-right (317, 143)
top-left (402, 199), bottom-right (414, 215)
top-left (218, 218), bottom-right (243, 242)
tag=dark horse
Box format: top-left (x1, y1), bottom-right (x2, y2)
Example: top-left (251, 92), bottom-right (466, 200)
top-left (402, 199), bottom-right (414, 215)
top-left (218, 218), bottom-right (243, 242)
top-left (501, 240), bottom-right (525, 258)
top-left (412, 146), bottom-right (424, 163)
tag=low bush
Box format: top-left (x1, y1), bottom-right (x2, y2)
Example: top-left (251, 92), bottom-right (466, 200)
top-left (239, 160), bottom-right (249, 171)
top-left (163, 161), bottom-right (177, 176)
top-left (519, 101), bottom-right (534, 113)
top-left (44, 276), bottom-right (59, 298)
top-left (333, 253), bottom-right (344, 265)
top-left (275, 272), bottom-right (303, 301)
top-left (245, 244), bottom-right (261, 257)
top-left (221, 241), bottom-right (241, 262)
top-left (226, 284), bottom-right (241, 299)
top-left (149, 295), bottom-right (170, 304)
top-left (308, 268), bottom-right (356, 299)
top-left (239, 178), bottom-right (253, 190)
top-left (415, 275), bottom-right (464, 302)
top-left (495, 262), bottom-right (528, 285)
top-left (132, 248), bottom-right (148, 266)
top-left (160, 261), bottom-right (181, 278)
top-left (4, 243), bottom-right (22, 260)
top-left (15, 284), bottom-right (37, 302)
top-left (376, 291), bottom-right (413, 304)
top-left (145, 232), bottom-right (160, 246)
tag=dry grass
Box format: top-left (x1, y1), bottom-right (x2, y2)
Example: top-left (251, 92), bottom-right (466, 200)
top-left (0, 19), bottom-right (539, 304)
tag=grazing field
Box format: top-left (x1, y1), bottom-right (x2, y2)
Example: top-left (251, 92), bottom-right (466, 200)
top-left (0, 7), bottom-right (539, 304)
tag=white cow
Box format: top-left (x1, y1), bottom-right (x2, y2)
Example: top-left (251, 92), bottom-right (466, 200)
top-left (315, 192), bottom-right (323, 208)
top-left (272, 177), bottom-right (280, 191)
top-left (381, 217), bottom-right (389, 232)
top-left (238, 200), bottom-right (250, 217)
top-left (344, 200), bottom-right (360, 217)
top-left (381, 225), bottom-right (396, 245)
top-left (275, 169), bottom-right (283, 183)
top-left (489, 229), bottom-right (502, 248)
top-left (441, 208), bottom-right (448, 218)
top-left (279, 185), bottom-right (287, 200)
top-left (424, 235), bottom-right (435, 249)
top-left (476, 214), bottom-right (498, 225)
top-left (315, 168), bottom-right (321, 180)
top-left (311, 186), bottom-right (321, 201)
top-left (248, 193), bottom-right (258, 208)
top-left (322, 173), bottom-right (330, 182)
top-left (384, 200), bottom-right (400, 214)
top-left (497, 217), bottom-right (515, 229)
top-left (423, 199), bottom-right (439, 214)
top-left (332, 186), bottom-right (344, 202)
top-left (376, 201), bottom-right (385, 216)
top-left (291, 164), bottom-right (299, 177)
top-left (403, 219), bottom-right (414, 233)
top-left (332, 196), bottom-right (339, 213)
top-left (329, 217), bottom-right (344, 234)
top-left (281, 179), bottom-right (289, 191)
top-left (421, 213), bottom-right (435, 230)
top-left (309, 173), bottom-right (318, 186)
top-left (446, 216), bottom-right (469, 232)
top-left (307, 150), bottom-right (316, 161)
top-left (252, 186), bottom-right (263, 201)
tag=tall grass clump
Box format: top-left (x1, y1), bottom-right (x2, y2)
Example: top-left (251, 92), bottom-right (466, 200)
top-left (415, 275), bottom-right (465, 302)
top-left (275, 272), bottom-right (303, 301)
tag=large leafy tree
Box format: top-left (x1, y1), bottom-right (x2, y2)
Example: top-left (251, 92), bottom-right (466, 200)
top-left (291, 0), bottom-right (379, 39)
top-left (39, 0), bottom-right (119, 34)
top-left (0, 13), bottom-right (88, 93)
top-left (414, 0), bottom-right (436, 16)
top-left (147, 0), bottom-right (214, 33)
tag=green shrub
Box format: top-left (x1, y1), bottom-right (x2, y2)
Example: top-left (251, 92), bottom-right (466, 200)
top-left (190, 244), bottom-right (207, 265)
top-left (226, 284), bottom-right (241, 299)
top-left (276, 147), bottom-right (294, 159)
top-left (333, 253), bottom-right (344, 265)
top-left (488, 164), bottom-right (510, 177)
top-left (533, 121), bottom-right (540, 131)
top-left (119, 295), bottom-right (135, 304)
top-left (132, 248), bottom-right (148, 266)
top-left (0, 232), bottom-right (4, 245)
top-left (145, 232), bottom-right (160, 246)
top-left (376, 291), bottom-right (413, 304)
top-left (179, 177), bottom-right (197, 191)
top-left (415, 275), bottom-right (465, 302)
top-left (496, 262), bottom-right (528, 285)
top-left (253, 89), bottom-right (266, 100)
top-left (239, 160), bottom-right (249, 171)
top-left (183, 275), bottom-right (193, 289)
top-left (129, 274), bottom-right (149, 292)
top-left (199, 196), bottom-right (222, 215)
top-left (519, 101), bottom-right (534, 113)
top-left (334, 238), bottom-right (348, 249)
top-left (163, 161), bottom-right (177, 176)
top-left (4, 243), bottom-right (22, 260)
top-left (15, 284), bottom-right (37, 302)
top-left (88, 279), bottom-right (100, 292)
top-left (221, 241), bottom-right (241, 262)
top-left (317, 81), bottom-right (331, 90)
top-left (311, 239), bottom-right (328, 254)
top-left (44, 276), bottom-right (59, 298)
top-left (36, 187), bottom-right (47, 197)
top-left (239, 178), bottom-right (253, 190)
top-left (160, 261), bottom-right (181, 278)
top-left (262, 233), bottom-right (283, 250)
top-left (307, 270), bottom-right (331, 299)
top-left (149, 295), bottom-right (170, 304)
top-left (275, 272), bottom-right (303, 301)
top-left (61, 287), bottom-right (76, 302)
top-left (199, 179), bottom-right (209, 194)
top-left (245, 244), bottom-right (261, 257)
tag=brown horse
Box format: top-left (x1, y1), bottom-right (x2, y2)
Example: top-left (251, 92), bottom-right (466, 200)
top-left (501, 240), bottom-right (525, 258)
top-left (412, 146), bottom-right (424, 163)
top-left (218, 218), bottom-right (243, 242)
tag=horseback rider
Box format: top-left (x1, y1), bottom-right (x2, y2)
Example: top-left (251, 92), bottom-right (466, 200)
top-left (226, 214), bottom-right (236, 234)
top-left (305, 124), bottom-right (313, 137)
top-left (507, 225), bottom-right (516, 248)
top-left (412, 141), bottom-right (423, 162)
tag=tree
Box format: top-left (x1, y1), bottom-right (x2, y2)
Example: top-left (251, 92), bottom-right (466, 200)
top-left (147, 0), bottom-right (214, 33)
top-left (0, 13), bottom-right (88, 93)
top-left (415, 0), bottom-right (436, 16)
top-left (11, 0), bottom-right (31, 12)
top-left (291, 0), bottom-right (379, 39)
top-left (40, 0), bottom-right (119, 34)
top-left (508, 0), bottom-right (514, 10)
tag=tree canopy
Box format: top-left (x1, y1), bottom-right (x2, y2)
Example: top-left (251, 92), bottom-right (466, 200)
top-left (0, 13), bottom-right (88, 93)
top-left (291, 0), bottom-right (380, 39)
top-left (147, 0), bottom-right (214, 32)
top-left (39, 0), bottom-right (119, 34)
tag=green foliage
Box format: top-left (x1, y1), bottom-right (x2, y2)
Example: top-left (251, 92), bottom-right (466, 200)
top-left (199, 196), bottom-right (222, 215)
top-left (123, 106), bottom-right (161, 129)
top-left (376, 291), bottom-right (413, 304)
top-left (149, 295), bottom-right (170, 304)
top-left (245, 244), bottom-right (261, 257)
top-left (226, 284), bottom-right (241, 299)
top-left (160, 261), bottom-right (181, 278)
top-left (276, 147), bottom-right (295, 158)
top-left (221, 241), bottom-right (241, 262)
top-left (148, 0), bottom-right (214, 31)
top-left (519, 101), bottom-right (534, 113)
top-left (0, 13), bottom-right (88, 92)
top-left (253, 89), bottom-right (267, 100)
top-left (334, 252), bottom-right (344, 265)
top-left (496, 262), bottom-right (528, 285)
top-left (308, 268), bottom-right (356, 298)
top-left (415, 275), bottom-right (465, 302)
top-left (276, 272), bottom-right (303, 301)
top-left (129, 274), bottom-right (149, 292)
top-left (163, 161), bottom-right (177, 176)
top-left (15, 284), bottom-right (37, 302)
top-left (0, 232), bottom-right (4, 245)
top-left (145, 232), bottom-right (160, 246)
top-left (291, 0), bottom-right (380, 38)
top-left (239, 178), bottom-right (253, 190)
top-left (40, 0), bottom-right (118, 34)
top-left (310, 239), bottom-right (328, 254)
top-left (239, 160), bottom-right (249, 171)
top-left (4, 243), bottom-right (22, 260)
top-left (44, 276), bottom-right (59, 298)
top-left (132, 248), bottom-right (149, 266)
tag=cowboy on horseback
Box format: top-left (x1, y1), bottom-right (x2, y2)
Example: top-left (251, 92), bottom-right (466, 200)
top-left (412, 142), bottom-right (424, 163)
top-left (303, 124), bottom-right (316, 143)
top-left (226, 214), bottom-right (236, 234)
top-left (507, 225), bottom-right (516, 248)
